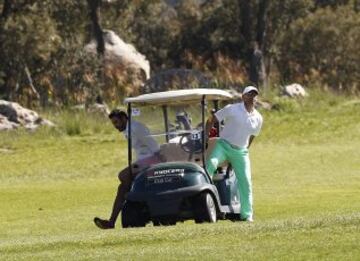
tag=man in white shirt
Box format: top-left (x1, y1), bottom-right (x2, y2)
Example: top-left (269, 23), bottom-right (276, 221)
top-left (206, 86), bottom-right (263, 222)
top-left (94, 110), bottom-right (162, 229)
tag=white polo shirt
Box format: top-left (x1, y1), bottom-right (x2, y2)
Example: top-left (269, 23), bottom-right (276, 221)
top-left (123, 120), bottom-right (160, 160)
top-left (215, 102), bottom-right (263, 149)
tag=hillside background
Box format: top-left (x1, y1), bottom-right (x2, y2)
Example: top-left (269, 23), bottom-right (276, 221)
top-left (0, 0), bottom-right (359, 107)
top-left (1, 2), bottom-right (360, 259)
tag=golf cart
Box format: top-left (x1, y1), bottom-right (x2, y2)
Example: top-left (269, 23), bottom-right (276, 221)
top-left (122, 88), bottom-right (241, 227)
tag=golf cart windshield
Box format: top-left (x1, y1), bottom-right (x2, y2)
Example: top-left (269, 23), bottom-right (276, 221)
top-left (124, 89), bottom-right (233, 168)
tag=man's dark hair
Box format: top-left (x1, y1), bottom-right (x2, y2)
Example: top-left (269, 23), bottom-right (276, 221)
top-left (108, 109), bottom-right (128, 120)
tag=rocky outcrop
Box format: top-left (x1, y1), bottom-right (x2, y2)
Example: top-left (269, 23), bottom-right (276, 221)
top-left (0, 100), bottom-right (55, 131)
top-left (85, 30), bottom-right (150, 80)
top-left (0, 114), bottom-right (19, 130)
top-left (283, 83), bottom-right (308, 98)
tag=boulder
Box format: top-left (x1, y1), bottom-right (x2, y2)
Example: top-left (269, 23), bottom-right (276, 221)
top-left (85, 30), bottom-right (150, 80)
top-left (0, 115), bottom-right (19, 130)
top-left (0, 100), bottom-right (55, 131)
top-left (0, 101), bottom-right (18, 123)
top-left (283, 83), bottom-right (307, 98)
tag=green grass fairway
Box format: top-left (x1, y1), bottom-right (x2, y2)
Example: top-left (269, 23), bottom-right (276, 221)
top-left (1, 94), bottom-right (359, 260)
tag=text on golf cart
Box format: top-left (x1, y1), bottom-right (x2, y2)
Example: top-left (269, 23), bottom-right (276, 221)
top-left (154, 168), bottom-right (185, 176)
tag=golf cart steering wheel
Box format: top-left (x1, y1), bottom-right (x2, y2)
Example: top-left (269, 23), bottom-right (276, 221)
top-left (179, 130), bottom-right (203, 154)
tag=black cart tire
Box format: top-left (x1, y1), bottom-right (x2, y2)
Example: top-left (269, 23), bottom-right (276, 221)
top-left (194, 192), bottom-right (217, 223)
top-left (121, 201), bottom-right (147, 228)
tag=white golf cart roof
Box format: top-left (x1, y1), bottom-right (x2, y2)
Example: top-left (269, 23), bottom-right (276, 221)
top-left (124, 88), bottom-right (233, 106)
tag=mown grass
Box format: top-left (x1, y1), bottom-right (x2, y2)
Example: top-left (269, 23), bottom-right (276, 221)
top-left (0, 90), bottom-right (359, 260)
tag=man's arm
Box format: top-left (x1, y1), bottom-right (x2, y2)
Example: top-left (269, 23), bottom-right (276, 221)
top-left (248, 113), bottom-right (263, 149)
top-left (248, 135), bottom-right (255, 149)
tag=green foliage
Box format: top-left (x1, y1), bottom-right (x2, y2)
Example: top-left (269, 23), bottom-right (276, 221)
top-left (1, 2), bottom-right (60, 68)
top-left (0, 1), bottom-right (61, 103)
top-left (0, 0), bottom-right (359, 105)
top-left (130, 1), bottom-right (181, 68)
top-left (0, 71), bottom-right (5, 87)
top-left (277, 6), bottom-right (360, 92)
top-left (62, 112), bottom-right (83, 136)
top-left (176, 0), bottom-right (242, 58)
top-left (260, 90), bottom-right (359, 145)
top-left (271, 97), bottom-right (301, 113)
top-left (266, 0), bottom-right (314, 48)
top-left (314, 0), bottom-right (351, 8)
top-left (51, 109), bottom-right (113, 136)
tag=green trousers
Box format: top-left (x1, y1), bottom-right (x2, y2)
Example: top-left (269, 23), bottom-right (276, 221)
top-left (206, 139), bottom-right (253, 219)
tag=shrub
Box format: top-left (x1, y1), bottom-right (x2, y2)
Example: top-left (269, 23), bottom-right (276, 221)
top-left (272, 97), bottom-right (301, 113)
top-left (277, 6), bottom-right (360, 92)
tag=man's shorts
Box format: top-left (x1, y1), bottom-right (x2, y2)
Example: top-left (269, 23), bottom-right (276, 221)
top-left (134, 152), bottom-right (163, 170)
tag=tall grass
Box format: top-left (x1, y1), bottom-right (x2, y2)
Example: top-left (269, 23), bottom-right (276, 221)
top-left (39, 109), bottom-right (114, 137)
top-left (258, 88), bottom-right (360, 144)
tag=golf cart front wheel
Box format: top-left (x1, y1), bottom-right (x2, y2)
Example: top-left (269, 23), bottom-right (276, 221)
top-left (194, 192), bottom-right (217, 223)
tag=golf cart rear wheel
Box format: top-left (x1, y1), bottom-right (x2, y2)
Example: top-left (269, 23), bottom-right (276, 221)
top-left (121, 201), bottom-right (147, 228)
top-left (194, 192), bottom-right (217, 223)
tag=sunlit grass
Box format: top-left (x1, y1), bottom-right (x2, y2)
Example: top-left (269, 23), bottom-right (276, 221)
top-left (0, 91), bottom-right (359, 260)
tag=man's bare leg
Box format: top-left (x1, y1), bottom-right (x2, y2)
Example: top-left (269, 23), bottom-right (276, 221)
top-left (94, 166), bottom-right (133, 229)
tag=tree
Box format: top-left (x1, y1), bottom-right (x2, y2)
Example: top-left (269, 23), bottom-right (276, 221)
top-left (86, 0), bottom-right (105, 55)
top-left (0, 1), bottom-right (61, 104)
top-left (277, 6), bottom-right (360, 91)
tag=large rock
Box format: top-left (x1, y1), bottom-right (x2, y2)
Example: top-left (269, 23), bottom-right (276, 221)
top-left (0, 115), bottom-right (19, 130)
top-left (0, 100), bottom-right (55, 131)
top-left (85, 30), bottom-right (150, 80)
top-left (283, 83), bottom-right (308, 98)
